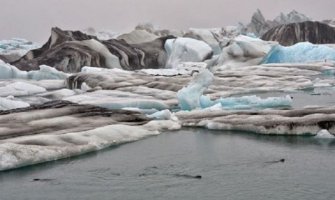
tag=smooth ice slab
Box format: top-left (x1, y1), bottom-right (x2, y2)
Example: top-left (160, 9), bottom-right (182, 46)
top-left (0, 124), bottom-right (159, 171)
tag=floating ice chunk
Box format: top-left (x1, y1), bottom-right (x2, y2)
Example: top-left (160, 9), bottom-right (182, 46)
top-left (64, 90), bottom-right (170, 111)
top-left (38, 89), bottom-right (76, 100)
top-left (177, 68), bottom-right (292, 110)
top-left (185, 28), bottom-right (223, 54)
top-left (200, 95), bottom-right (293, 110)
top-left (0, 59), bottom-right (27, 79)
top-left (262, 42), bottom-right (335, 64)
top-left (215, 35), bottom-right (274, 67)
top-left (27, 65), bottom-right (68, 80)
top-left (140, 62), bottom-right (207, 76)
top-left (0, 82), bottom-right (46, 97)
top-left (0, 124), bottom-right (159, 171)
top-left (143, 120), bottom-right (181, 131)
top-left (0, 38), bottom-right (39, 62)
top-left (147, 109), bottom-right (178, 121)
top-left (165, 38), bottom-right (213, 68)
top-left (0, 60), bottom-right (68, 80)
top-left (315, 129), bottom-right (335, 139)
top-left (0, 97), bottom-right (30, 110)
top-left (81, 66), bottom-right (130, 74)
top-left (177, 69), bottom-right (214, 110)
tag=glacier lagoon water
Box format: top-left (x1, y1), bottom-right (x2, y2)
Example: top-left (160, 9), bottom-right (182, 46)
top-left (1, 128), bottom-right (335, 200)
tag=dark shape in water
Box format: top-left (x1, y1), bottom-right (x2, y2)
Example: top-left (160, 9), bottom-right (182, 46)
top-left (264, 158), bottom-right (285, 164)
top-left (173, 174), bottom-right (202, 179)
top-left (32, 178), bottom-right (55, 182)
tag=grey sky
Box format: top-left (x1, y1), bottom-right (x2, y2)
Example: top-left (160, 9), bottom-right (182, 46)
top-left (1, 0), bottom-right (334, 42)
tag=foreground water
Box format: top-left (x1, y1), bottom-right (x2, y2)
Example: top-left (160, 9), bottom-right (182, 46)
top-left (1, 128), bottom-right (335, 200)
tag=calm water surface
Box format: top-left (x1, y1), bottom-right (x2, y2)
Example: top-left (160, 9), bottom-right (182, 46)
top-left (1, 128), bottom-right (335, 200)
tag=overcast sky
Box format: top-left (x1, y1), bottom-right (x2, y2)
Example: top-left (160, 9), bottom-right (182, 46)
top-left (1, 0), bottom-right (334, 42)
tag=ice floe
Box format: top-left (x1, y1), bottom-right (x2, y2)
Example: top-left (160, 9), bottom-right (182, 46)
top-left (0, 124), bottom-right (159, 171)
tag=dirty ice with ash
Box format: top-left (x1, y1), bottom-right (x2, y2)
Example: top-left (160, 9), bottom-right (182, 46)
top-left (1, 9), bottom-right (335, 171)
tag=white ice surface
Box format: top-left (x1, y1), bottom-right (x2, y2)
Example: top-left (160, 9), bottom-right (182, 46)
top-left (165, 38), bottom-right (213, 68)
top-left (0, 97), bottom-right (30, 110)
top-left (0, 124), bottom-right (159, 171)
top-left (0, 60), bottom-right (68, 80)
top-left (0, 82), bottom-right (46, 97)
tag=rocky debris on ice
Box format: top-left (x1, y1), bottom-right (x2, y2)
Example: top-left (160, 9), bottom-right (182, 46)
top-left (261, 21), bottom-right (335, 46)
top-left (176, 106), bottom-right (335, 135)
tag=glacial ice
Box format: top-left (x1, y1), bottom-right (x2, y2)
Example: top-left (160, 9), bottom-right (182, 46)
top-left (147, 109), bottom-right (178, 121)
top-left (176, 107), bottom-right (335, 135)
top-left (0, 124), bottom-right (159, 171)
top-left (1, 32), bottom-right (335, 172)
top-left (177, 69), bottom-right (214, 110)
top-left (0, 60), bottom-right (68, 80)
top-left (64, 90), bottom-right (170, 111)
top-left (215, 35), bottom-right (275, 67)
top-left (165, 38), bottom-right (213, 68)
top-left (117, 29), bottom-right (158, 44)
top-left (0, 97), bottom-right (30, 110)
top-left (262, 42), bottom-right (335, 64)
top-left (139, 62), bottom-right (207, 76)
top-left (0, 82), bottom-right (46, 97)
top-left (315, 129), bottom-right (335, 139)
top-left (200, 95), bottom-right (292, 110)
top-left (177, 68), bottom-right (292, 110)
top-left (185, 28), bottom-right (223, 54)
top-left (27, 65), bottom-right (69, 80)
top-left (0, 38), bottom-right (39, 62)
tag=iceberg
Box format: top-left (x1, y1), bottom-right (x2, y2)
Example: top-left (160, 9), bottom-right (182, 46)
top-left (177, 69), bottom-right (214, 110)
top-left (177, 69), bottom-right (292, 111)
top-left (262, 42), bottom-right (335, 64)
top-left (215, 35), bottom-right (275, 68)
top-left (165, 37), bottom-right (213, 68)
top-left (0, 60), bottom-right (68, 80)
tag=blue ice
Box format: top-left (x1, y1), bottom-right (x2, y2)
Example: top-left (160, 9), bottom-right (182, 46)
top-left (177, 69), bottom-right (292, 111)
top-left (262, 42), bottom-right (335, 64)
